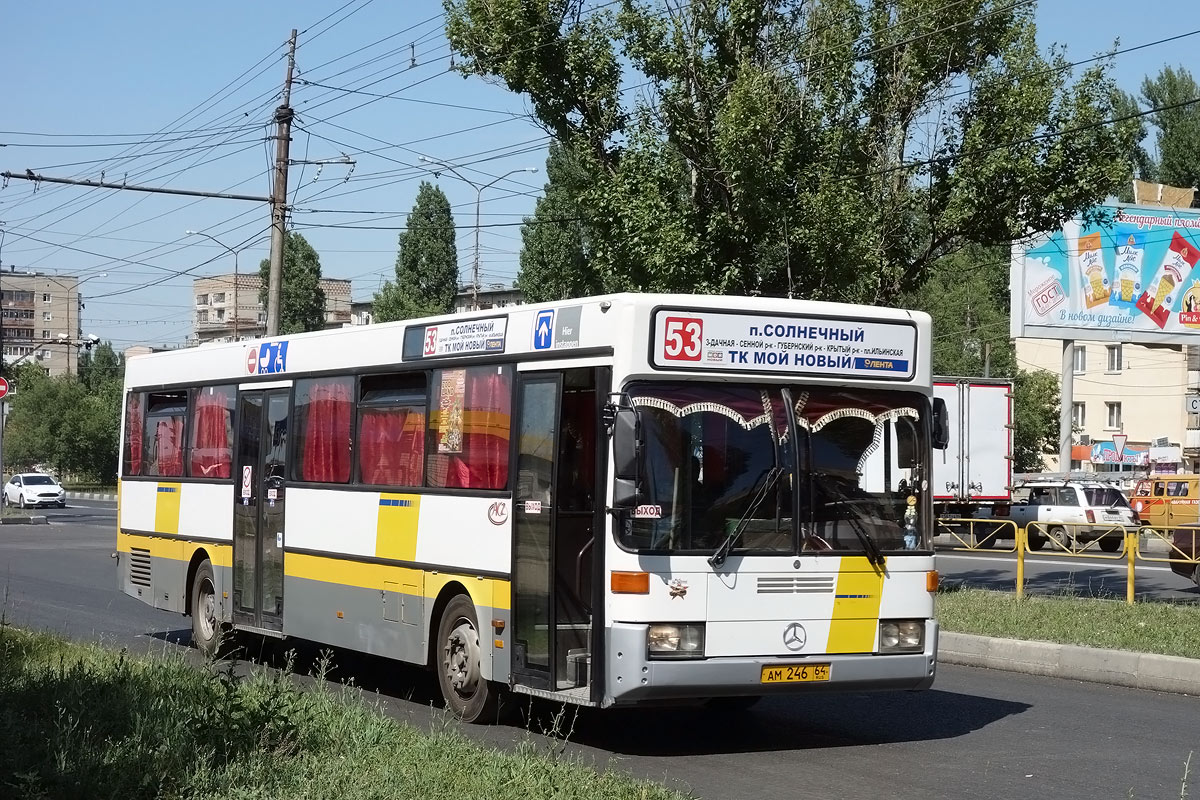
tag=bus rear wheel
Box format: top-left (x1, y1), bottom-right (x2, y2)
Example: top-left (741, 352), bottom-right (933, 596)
top-left (436, 595), bottom-right (498, 723)
top-left (190, 559), bottom-right (222, 657)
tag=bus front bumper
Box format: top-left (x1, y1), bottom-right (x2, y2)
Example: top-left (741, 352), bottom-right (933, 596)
top-left (604, 621), bottom-right (938, 706)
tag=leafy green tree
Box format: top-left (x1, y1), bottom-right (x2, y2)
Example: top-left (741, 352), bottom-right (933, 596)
top-left (1139, 66), bottom-right (1200, 201)
top-left (5, 346), bottom-right (124, 484)
top-left (258, 232), bottom-right (326, 334)
top-left (77, 342), bottom-right (124, 393)
top-left (518, 141), bottom-right (595, 302)
top-left (374, 182), bottom-right (459, 322)
top-left (3, 363), bottom-right (60, 477)
top-left (445, 0), bottom-right (1138, 302)
top-left (1011, 370), bottom-right (1059, 473)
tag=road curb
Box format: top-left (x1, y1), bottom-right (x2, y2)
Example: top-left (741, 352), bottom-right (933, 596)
top-left (940, 631), bottom-right (1200, 695)
top-left (0, 515), bottom-right (48, 525)
top-left (65, 491), bottom-right (117, 502)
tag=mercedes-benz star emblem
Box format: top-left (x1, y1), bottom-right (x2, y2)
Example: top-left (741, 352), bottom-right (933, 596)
top-left (782, 622), bottom-right (806, 652)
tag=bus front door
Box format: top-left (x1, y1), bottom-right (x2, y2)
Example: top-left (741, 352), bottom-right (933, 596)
top-left (232, 388), bottom-right (289, 632)
top-left (511, 368), bottom-right (604, 694)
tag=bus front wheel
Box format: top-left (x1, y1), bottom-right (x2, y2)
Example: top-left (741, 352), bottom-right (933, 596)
top-left (436, 594), bottom-right (498, 723)
top-left (190, 559), bottom-right (222, 657)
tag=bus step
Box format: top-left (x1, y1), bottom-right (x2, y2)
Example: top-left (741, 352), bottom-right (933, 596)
top-left (566, 648), bottom-right (591, 688)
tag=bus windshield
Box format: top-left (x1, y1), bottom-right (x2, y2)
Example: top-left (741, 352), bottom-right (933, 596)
top-left (621, 382), bottom-right (929, 556)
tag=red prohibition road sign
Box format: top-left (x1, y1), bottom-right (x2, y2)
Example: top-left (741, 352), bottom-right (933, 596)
top-left (0, 377), bottom-right (10, 400)
top-left (245, 347), bottom-right (259, 375)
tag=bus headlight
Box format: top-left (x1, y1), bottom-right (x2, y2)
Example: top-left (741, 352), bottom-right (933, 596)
top-left (647, 623), bottom-right (705, 659)
top-left (879, 620), bottom-right (924, 653)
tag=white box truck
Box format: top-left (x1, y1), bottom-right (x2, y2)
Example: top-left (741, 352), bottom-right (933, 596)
top-left (932, 378), bottom-right (1013, 528)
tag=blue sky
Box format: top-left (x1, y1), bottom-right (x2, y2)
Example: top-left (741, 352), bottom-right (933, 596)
top-left (0, 1), bottom-right (1191, 350)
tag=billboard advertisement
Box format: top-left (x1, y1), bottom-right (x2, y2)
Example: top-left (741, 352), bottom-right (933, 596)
top-left (1011, 204), bottom-right (1200, 345)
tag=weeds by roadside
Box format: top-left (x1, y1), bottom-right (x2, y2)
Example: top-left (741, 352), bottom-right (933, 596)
top-left (0, 626), bottom-right (689, 800)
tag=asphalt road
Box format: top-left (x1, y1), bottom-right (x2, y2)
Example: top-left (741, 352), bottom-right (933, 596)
top-left (936, 546), bottom-right (1200, 602)
top-left (2, 505), bottom-right (1198, 799)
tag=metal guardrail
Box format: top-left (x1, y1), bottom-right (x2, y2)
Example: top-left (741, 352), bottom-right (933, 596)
top-left (935, 519), bottom-right (1200, 604)
top-left (935, 517), bottom-right (1018, 553)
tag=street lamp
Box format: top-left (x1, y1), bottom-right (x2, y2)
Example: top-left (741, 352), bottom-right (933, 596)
top-left (417, 156), bottom-right (537, 310)
top-left (187, 230), bottom-right (264, 340)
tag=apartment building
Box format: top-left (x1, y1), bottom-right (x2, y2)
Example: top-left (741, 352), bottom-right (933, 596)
top-left (0, 270), bottom-right (82, 375)
top-left (451, 284), bottom-right (525, 313)
top-left (1016, 339), bottom-right (1192, 474)
top-left (192, 275), bottom-right (352, 344)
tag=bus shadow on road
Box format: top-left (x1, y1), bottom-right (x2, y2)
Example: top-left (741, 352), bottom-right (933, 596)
top-left (553, 689), bottom-right (1030, 757)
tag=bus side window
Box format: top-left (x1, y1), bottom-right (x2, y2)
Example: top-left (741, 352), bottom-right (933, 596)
top-left (123, 391), bottom-right (145, 476)
top-left (426, 365), bottom-right (512, 491)
top-left (144, 390), bottom-right (188, 478)
top-left (1153, 482), bottom-right (1166, 497)
top-left (1168, 481), bottom-right (1189, 497)
top-left (294, 376), bottom-right (354, 484)
top-left (358, 373), bottom-right (427, 487)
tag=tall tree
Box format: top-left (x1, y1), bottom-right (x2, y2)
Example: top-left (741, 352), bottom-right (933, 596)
top-left (77, 341), bottom-right (124, 393)
top-left (258, 232), bottom-right (326, 334)
top-left (374, 182), bottom-right (459, 322)
top-left (1139, 66), bottom-right (1200, 201)
top-left (445, 0), bottom-right (1138, 302)
top-left (518, 141), bottom-right (594, 302)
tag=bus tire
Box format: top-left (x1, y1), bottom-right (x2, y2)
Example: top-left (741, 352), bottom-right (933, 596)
top-left (436, 594), bottom-right (498, 723)
top-left (190, 559), bottom-right (222, 657)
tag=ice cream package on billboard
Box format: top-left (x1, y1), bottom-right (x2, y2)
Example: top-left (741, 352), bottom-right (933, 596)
top-left (1136, 231), bottom-right (1200, 329)
top-left (1076, 232), bottom-right (1110, 309)
top-left (1108, 229), bottom-right (1145, 312)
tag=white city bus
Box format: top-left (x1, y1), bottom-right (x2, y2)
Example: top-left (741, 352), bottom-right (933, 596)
top-left (117, 293), bottom-right (946, 721)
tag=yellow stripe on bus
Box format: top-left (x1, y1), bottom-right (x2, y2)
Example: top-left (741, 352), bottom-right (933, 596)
top-left (826, 556), bottom-right (885, 653)
top-left (375, 493), bottom-right (421, 562)
top-left (285, 551), bottom-right (511, 611)
top-left (153, 482), bottom-right (183, 535)
top-left (116, 531), bottom-right (232, 567)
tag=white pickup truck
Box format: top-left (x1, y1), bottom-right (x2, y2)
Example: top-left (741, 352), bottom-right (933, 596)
top-left (988, 480), bottom-right (1138, 551)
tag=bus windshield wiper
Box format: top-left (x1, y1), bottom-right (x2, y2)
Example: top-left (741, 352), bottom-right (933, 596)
top-left (708, 466), bottom-right (785, 569)
top-left (819, 478), bottom-right (886, 567)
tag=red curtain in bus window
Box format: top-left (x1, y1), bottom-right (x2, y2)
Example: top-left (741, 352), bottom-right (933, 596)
top-left (125, 394), bottom-right (143, 475)
top-left (446, 369), bottom-right (511, 490)
top-left (302, 380), bottom-right (352, 482)
top-left (155, 416), bottom-right (185, 477)
top-left (359, 407), bottom-right (424, 486)
top-left (190, 388), bottom-right (232, 478)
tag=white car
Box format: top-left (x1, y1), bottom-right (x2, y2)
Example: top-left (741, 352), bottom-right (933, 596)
top-left (990, 480), bottom-right (1137, 551)
top-left (3, 473), bottom-right (67, 509)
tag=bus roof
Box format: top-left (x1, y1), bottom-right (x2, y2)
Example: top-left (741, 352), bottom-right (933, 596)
top-left (125, 293), bottom-right (931, 391)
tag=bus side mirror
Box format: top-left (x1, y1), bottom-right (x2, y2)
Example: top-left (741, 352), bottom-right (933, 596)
top-left (609, 402), bottom-right (644, 508)
top-left (932, 397), bottom-right (950, 450)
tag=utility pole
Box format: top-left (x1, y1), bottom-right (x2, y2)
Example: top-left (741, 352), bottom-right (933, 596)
top-left (266, 29), bottom-right (298, 338)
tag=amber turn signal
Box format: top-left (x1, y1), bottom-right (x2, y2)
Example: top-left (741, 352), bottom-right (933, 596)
top-left (611, 571), bottom-right (650, 594)
top-left (926, 570), bottom-right (940, 593)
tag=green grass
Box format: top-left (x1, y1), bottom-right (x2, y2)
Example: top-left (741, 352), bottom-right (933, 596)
top-left (0, 627), bottom-right (689, 800)
top-left (938, 586), bottom-right (1200, 660)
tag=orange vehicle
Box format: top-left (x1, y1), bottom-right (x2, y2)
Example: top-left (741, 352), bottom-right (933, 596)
top-left (1131, 475), bottom-right (1200, 531)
